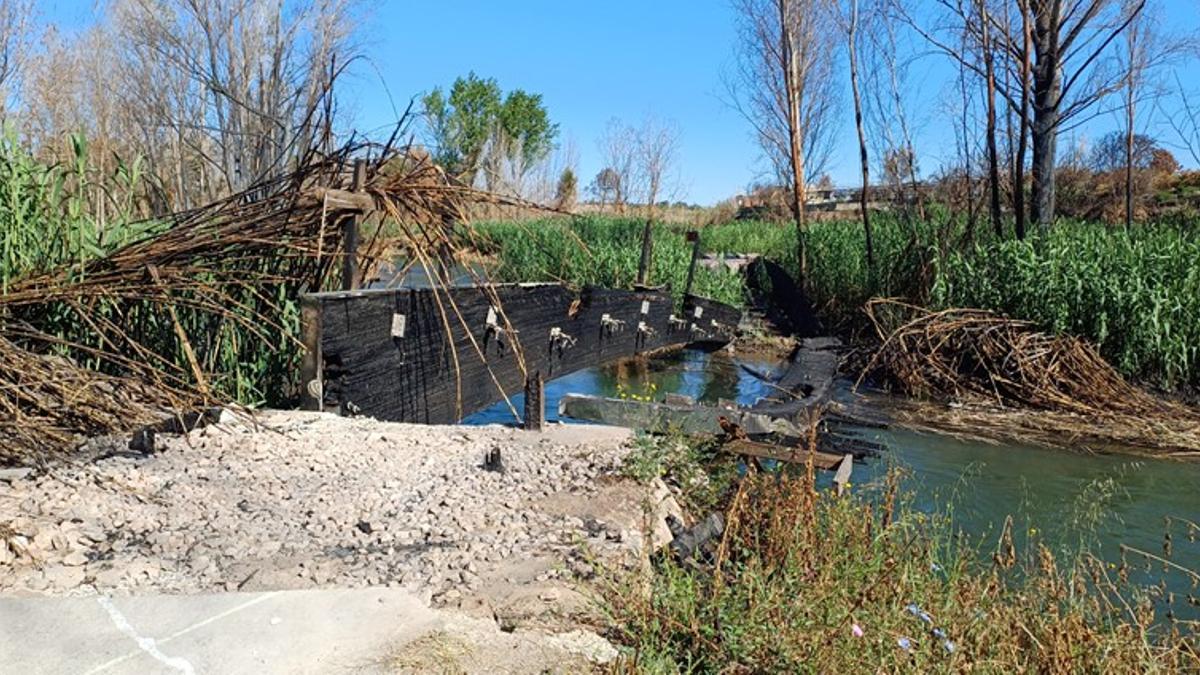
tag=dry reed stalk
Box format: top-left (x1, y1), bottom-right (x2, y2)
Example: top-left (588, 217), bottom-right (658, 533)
top-left (858, 298), bottom-right (1200, 457)
top-left (0, 136), bottom-right (550, 466)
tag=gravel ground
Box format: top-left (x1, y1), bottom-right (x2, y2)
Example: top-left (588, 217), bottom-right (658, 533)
top-left (0, 412), bottom-right (669, 609)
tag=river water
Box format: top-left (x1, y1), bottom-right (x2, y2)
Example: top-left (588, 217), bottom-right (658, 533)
top-left (466, 348), bottom-right (1199, 617)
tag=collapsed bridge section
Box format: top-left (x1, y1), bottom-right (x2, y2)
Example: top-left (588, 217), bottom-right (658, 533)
top-left (300, 283), bottom-right (741, 424)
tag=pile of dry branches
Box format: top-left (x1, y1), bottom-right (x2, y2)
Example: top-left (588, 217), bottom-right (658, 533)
top-left (858, 299), bottom-right (1200, 456)
top-left (0, 138), bottom-right (532, 466)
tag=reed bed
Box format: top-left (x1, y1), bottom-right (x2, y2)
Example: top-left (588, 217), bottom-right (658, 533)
top-left (473, 217), bottom-right (747, 306)
top-left (604, 434), bottom-right (1200, 672)
top-left (472, 215), bottom-right (1200, 392)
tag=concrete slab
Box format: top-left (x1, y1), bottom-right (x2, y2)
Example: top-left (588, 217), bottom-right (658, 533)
top-left (0, 588), bottom-right (442, 675)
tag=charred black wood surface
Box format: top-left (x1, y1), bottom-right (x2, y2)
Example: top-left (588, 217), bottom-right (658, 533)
top-left (302, 284), bottom-right (740, 424)
top-left (682, 294), bottom-right (743, 346)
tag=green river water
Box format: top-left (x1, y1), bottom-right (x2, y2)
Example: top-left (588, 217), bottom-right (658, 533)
top-left (466, 348), bottom-right (1199, 619)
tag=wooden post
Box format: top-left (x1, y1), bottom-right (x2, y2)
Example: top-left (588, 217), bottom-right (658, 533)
top-left (683, 230), bottom-right (701, 298)
top-left (299, 295), bottom-right (323, 411)
top-left (635, 220), bottom-right (653, 286)
top-left (341, 159), bottom-right (367, 291)
top-left (524, 370), bottom-right (545, 431)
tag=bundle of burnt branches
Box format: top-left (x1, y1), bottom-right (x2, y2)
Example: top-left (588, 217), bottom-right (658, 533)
top-left (859, 299), bottom-right (1196, 421)
top-left (0, 136), bottom-right (537, 466)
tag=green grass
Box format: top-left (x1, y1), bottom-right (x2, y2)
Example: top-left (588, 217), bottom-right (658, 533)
top-left (0, 130), bottom-right (306, 407)
top-left (0, 130), bottom-right (156, 291)
top-left (604, 435), bottom-right (1199, 673)
top-left (471, 214), bottom-right (1200, 392)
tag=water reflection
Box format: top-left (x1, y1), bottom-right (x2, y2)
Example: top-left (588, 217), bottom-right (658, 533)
top-left (463, 348), bottom-right (778, 426)
top-left (465, 348), bottom-right (1200, 620)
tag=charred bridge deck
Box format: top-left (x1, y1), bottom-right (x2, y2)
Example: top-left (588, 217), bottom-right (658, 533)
top-left (300, 283), bottom-right (741, 424)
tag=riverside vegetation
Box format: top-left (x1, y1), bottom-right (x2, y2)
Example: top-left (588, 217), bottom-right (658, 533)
top-left (474, 215), bottom-right (1200, 393)
top-left (604, 433), bottom-right (1200, 672)
top-left (0, 133), bottom-right (301, 408)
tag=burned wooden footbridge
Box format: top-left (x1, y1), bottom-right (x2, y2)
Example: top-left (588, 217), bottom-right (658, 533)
top-left (299, 283), bottom-right (742, 424)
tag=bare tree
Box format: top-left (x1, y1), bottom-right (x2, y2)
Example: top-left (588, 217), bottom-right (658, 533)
top-left (0, 0), bottom-right (31, 116)
top-left (632, 116), bottom-right (680, 285)
top-left (843, 0), bottom-right (875, 272)
top-left (17, 0), bottom-right (357, 211)
top-left (111, 0), bottom-right (355, 204)
top-left (866, 10), bottom-right (925, 221)
top-left (729, 0), bottom-right (841, 282)
top-left (1165, 70), bottom-right (1200, 167)
top-left (1014, 0), bottom-right (1033, 238)
top-left (634, 117), bottom-right (680, 213)
top-left (1116, 0), bottom-right (1175, 228)
top-left (596, 118), bottom-right (638, 214)
top-left (902, 0), bottom-right (1147, 228)
top-left (979, 0), bottom-right (1003, 235)
top-left (1021, 0), bottom-right (1148, 227)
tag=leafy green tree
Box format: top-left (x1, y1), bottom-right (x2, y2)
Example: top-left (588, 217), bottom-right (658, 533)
top-left (422, 72), bottom-right (502, 182)
top-left (497, 89), bottom-right (556, 171)
top-left (422, 72), bottom-right (557, 186)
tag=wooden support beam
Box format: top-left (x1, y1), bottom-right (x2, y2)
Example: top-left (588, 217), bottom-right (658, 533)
top-left (524, 371), bottom-right (545, 431)
top-left (636, 221), bottom-right (653, 286)
top-left (683, 230), bottom-right (701, 298)
top-left (722, 438), bottom-right (844, 471)
top-left (299, 296), bottom-right (323, 411)
top-left (342, 160), bottom-right (367, 291)
top-left (833, 454), bottom-right (854, 494)
top-left (306, 187), bottom-right (374, 212)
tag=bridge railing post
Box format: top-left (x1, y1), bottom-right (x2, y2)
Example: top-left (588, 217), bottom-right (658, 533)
top-left (342, 159), bottom-right (367, 291)
top-left (683, 230), bottom-right (701, 298)
top-left (636, 221), bottom-right (653, 286)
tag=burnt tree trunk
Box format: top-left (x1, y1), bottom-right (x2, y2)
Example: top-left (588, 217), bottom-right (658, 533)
top-left (778, 0), bottom-right (808, 287)
top-left (1030, 3), bottom-right (1062, 230)
top-left (847, 0), bottom-right (875, 273)
top-left (982, 3), bottom-right (1004, 237)
top-left (1014, 0), bottom-right (1033, 240)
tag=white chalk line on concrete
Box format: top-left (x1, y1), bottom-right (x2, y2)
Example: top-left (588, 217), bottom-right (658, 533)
top-left (90, 596), bottom-right (195, 675)
top-left (84, 592), bottom-right (279, 674)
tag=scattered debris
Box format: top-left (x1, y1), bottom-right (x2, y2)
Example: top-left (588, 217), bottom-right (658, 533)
top-left (860, 299), bottom-right (1200, 456)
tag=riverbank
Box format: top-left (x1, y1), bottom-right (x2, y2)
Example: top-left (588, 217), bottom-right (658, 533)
top-left (603, 433), bottom-right (1200, 672)
top-left (3, 407), bottom-right (1198, 671)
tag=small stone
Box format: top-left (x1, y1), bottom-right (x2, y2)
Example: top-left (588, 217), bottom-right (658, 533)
top-left (43, 565), bottom-right (86, 589)
top-left (0, 468), bottom-right (33, 482)
top-left (61, 551), bottom-right (89, 567)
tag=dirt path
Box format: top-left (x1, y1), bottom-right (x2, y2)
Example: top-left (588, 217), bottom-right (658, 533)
top-left (1, 412), bottom-right (682, 671)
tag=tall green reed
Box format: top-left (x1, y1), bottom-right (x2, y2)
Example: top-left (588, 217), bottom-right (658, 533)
top-left (0, 130), bottom-right (305, 407)
top-left (474, 214), bottom-right (1200, 391)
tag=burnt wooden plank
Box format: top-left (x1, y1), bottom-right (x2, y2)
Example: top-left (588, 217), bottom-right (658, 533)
top-left (723, 438), bottom-right (844, 471)
top-left (683, 294), bottom-right (742, 345)
top-left (524, 371), bottom-right (544, 431)
top-left (303, 283), bottom-right (739, 424)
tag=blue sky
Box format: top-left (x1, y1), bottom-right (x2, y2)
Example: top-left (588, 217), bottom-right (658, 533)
top-left (344, 1), bottom-right (756, 204)
top-left (36, 0), bottom-right (1200, 205)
